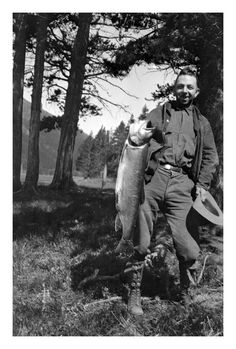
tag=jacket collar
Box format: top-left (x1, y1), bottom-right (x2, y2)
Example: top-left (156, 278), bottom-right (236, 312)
top-left (165, 101), bottom-right (201, 132)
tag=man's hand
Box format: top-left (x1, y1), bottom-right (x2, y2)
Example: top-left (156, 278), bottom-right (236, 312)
top-left (196, 186), bottom-right (207, 202)
top-left (144, 245), bottom-right (166, 269)
top-left (144, 251), bottom-right (159, 269)
top-left (129, 120), bottom-right (155, 146)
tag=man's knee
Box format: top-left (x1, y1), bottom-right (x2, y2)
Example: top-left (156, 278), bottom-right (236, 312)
top-left (177, 243), bottom-right (200, 266)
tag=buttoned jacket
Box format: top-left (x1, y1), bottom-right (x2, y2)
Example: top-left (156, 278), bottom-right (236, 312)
top-left (145, 101), bottom-right (219, 190)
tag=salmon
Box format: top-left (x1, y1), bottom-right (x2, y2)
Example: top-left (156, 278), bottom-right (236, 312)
top-left (114, 120), bottom-right (155, 253)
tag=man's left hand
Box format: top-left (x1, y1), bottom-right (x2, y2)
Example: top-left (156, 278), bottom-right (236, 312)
top-left (196, 186), bottom-right (207, 202)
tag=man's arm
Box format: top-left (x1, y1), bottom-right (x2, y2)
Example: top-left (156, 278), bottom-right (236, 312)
top-left (196, 119), bottom-right (219, 196)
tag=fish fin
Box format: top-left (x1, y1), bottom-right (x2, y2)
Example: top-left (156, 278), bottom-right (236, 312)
top-left (115, 214), bottom-right (122, 232)
top-left (116, 141), bottom-right (128, 173)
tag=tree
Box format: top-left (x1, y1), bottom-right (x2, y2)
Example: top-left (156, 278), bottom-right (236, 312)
top-left (90, 127), bottom-right (109, 177)
top-left (76, 133), bottom-right (94, 178)
top-left (138, 104), bottom-right (149, 120)
top-left (50, 13), bottom-right (92, 189)
top-left (24, 13), bottom-right (49, 191)
top-left (107, 121), bottom-right (129, 177)
top-left (13, 13), bottom-right (27, 191)
top-left (76, 127), bottom-right (110, 179)
top-left (75, 121), bottom-right (130, 179)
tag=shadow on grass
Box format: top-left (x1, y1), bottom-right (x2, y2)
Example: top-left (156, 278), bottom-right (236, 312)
top-left (13, 185), bottom-right (223, 319)
top-left (70, 212), bottom-right (180, 302)
top-left (13, 186), bottom-right (186, 303)
top-left (13, 186), bottom-right (116, 239)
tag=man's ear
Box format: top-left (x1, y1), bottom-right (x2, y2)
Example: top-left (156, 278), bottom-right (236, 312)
top-left (195, 88), bottom-right (200, 98)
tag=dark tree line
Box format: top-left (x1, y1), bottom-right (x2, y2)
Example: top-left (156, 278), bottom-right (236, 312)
top-left (76, 121), bottom-right (129, 178)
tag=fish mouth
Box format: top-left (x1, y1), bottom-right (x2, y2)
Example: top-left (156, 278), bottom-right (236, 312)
top-left (144, 127), bottom-right (156, 130)
top-left (144, 120), bottom-right (156, 131)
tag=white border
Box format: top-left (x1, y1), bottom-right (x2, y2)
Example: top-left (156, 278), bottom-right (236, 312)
top-left (2, 2), bottom-right (235, 348)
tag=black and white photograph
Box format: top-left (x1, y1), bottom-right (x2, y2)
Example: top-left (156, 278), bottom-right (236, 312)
top-left (10, 8), bottom-right (227, 340)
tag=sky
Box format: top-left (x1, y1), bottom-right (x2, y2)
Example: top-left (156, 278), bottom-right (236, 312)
top-left (24, 64), bottom-right (175, 136)
top-left (78, 64), bottom-right (175, 135)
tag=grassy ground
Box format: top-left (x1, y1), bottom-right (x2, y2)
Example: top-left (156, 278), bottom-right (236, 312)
top-left (13, 182), bottom-right (223, 336)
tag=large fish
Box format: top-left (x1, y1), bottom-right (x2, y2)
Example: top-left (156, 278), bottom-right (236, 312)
top-left (114, 120), bottom-right (155, 253)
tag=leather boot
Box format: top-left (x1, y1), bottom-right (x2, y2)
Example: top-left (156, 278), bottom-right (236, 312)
top-left (127, 261), bottom-right (144, 316)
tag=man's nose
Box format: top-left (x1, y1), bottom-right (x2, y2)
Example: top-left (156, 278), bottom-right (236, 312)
top-left (183, 86), bottom-right (188, 93)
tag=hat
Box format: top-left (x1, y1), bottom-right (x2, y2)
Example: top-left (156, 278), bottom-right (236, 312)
top-left (192, 191), bottom-right (223, 226)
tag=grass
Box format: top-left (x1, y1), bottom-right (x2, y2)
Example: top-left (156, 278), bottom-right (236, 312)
top-left (13, 180), bottom-right (223, 336)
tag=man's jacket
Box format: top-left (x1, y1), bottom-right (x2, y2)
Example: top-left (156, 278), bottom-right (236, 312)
top-left (145, 102), bottom-right (219, 190)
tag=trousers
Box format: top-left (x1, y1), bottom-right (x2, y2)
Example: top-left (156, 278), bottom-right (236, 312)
top-left (133, 166), bottom-right (200, 266)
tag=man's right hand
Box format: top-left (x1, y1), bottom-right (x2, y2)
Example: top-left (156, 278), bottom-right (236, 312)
top-left (196, 186), bottom-right (207, 202)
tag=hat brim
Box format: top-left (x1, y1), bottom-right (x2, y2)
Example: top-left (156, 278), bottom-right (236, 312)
top-left (192, 191), bottom-right (223, 226)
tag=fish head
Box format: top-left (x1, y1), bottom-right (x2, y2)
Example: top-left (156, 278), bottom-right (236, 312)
top-left (129, 119), bottom-right (156, 145)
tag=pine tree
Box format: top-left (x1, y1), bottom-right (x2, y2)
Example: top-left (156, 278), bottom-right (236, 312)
top-left (90, 127), bottom-right (109, 177)
top-left (51, 13), bottom-right (92, 189)
top-left (138, 104), bottom-right (149, 120)
top-left (76, 133), bottom-right (94, 178)
top-left (24, 13), bottom-right (49, 191)
top-left (107, 121), bottom-right (129, 177)
top-left (13, 13), bottom-right (27, 191)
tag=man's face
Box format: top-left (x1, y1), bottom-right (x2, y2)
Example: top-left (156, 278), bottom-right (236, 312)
top-left (174, 74), bottom-right (199, 107)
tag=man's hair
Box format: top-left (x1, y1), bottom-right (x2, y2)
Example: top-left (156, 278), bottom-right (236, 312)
top-left (175, 67), bottom-right (200, 88)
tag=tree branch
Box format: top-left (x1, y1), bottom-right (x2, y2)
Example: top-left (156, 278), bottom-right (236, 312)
top-left (84, 71), bottom-right (107, 79)
top-left (94, 76), bottom-right (139, 99)
top-left (83, 92), bottom-right (131, 114)
top-left (47, 83), bottom-right (67, 92)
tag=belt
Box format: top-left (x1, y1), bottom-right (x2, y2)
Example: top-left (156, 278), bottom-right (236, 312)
top-left (160, 163), bottom-right (188, 174)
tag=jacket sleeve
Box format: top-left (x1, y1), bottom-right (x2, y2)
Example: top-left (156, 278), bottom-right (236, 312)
top-left (147, 107), bottom-right (165, 144)
top-left (196, 119), bottom-right (219, 190)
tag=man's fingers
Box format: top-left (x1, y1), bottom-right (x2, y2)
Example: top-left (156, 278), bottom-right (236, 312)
top-left (201, 191), bottom-right (206, 202)
top-left (196, 187), bottom-right (207, 202)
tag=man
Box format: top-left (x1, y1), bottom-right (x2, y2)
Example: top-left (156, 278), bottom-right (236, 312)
top-left (127, 67), bottom-right (219, 316)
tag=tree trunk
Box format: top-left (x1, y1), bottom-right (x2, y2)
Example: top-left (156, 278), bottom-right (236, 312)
top-left (13, 13), bottom-right (27, 192)
top-left (51, 13), bottom-right (92, 190)
top-left (24, 14), bottom-right (48, 191)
